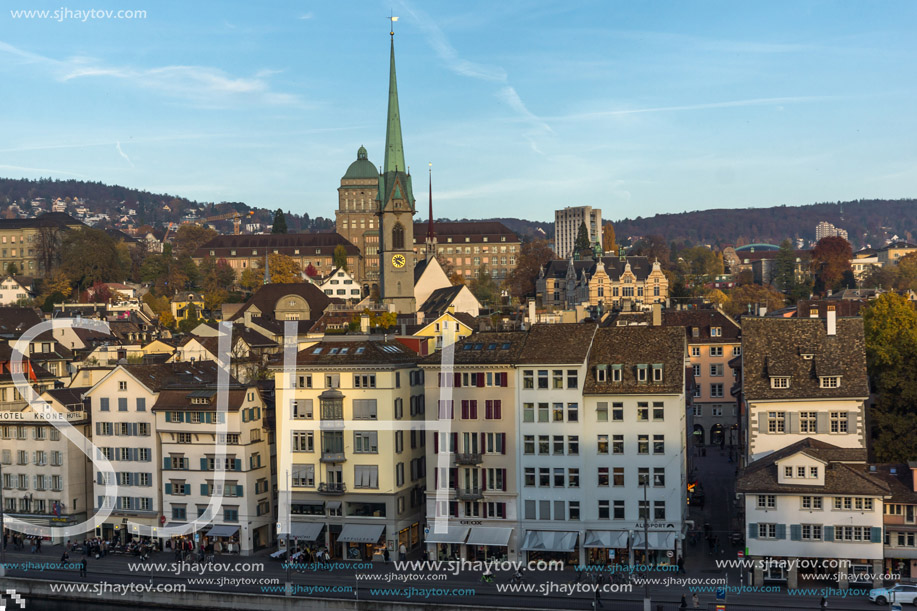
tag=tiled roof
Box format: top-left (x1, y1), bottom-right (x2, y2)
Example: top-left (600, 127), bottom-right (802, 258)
top-left (662, 309), bottom-right (741, 344)
top-left (516, 323), bottom-right (597, 364)
top-left (741, 317), bottom-right (868, 401)
top-left (419, 285), bottom-right (465, 317)
top-left (0, 307), bottom-right (43, 337)
top-left (152, 388), bottom-right (248, 412)
top-left (738, 438), bottom-right (889, 496)
top-left (230, 282), bottom-right (334, 323)
top-left (584, 326), bottom-right (685, 395)
top-left (871, 464), bottom-right (917, 504)
top-left (541, 256), bottom-right (656, 282)
top-left (43, 387), bottom-right (90, 411)
top-left (413, 221), bottom-right (519, 243)
top-left (119, 362), bottom-right (230, 392)
top-left (290, 340), bottom-right (419, 367)
top-left (194, 233), bottom-right (360, 259)
top-left (421, 331), bottom-right (527, 365)
top-left (0, 212), bottom-right (85, 230)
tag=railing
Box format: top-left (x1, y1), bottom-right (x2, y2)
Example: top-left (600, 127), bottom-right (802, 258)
top-left (317, 482), bottom-right (346, 494)
top-left (320, 451), bottom-right (347, 463)
top-left (454, 452), bottom-right (483, 465)
top-left (456, 487), bottom-right (483, 501)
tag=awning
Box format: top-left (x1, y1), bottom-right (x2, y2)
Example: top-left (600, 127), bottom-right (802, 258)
top-left (326, 501), bottom-right (342, 510)
top-left (425, 526), bottom-right (469, 544)
top-left (207, 525), bottom-right (239, 538)
top-left (289, 522), bottom-right (324, 541)
top-left (584, 530), bottom-right (628, 549)
top-left (466, 527), bottom-right (513, 547)
top-left (522, 530), bottom-right (579, 552)
top-left (337, 524), bottom-right (385, 543)
top-left (632, 531), bottom-right (677, 550)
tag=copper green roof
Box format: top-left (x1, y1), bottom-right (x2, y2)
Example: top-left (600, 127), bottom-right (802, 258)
top-left (343, 146), bottom-right (379, 181)
top-left (378, 36), bottom-right (414, 210)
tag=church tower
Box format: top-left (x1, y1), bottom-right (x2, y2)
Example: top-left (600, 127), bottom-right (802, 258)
top-left (377, 29), bottom-right (416, 314)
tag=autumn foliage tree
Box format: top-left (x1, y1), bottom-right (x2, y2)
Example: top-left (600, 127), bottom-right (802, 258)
top-left (811, 236), bottom-right (853, 294)
top-left (262, 253), bottom-right (301, 284)
top-left (505, 239), bottom-right (555, 301)
top-left (601, 223), bottom-right (617, 254)
top-left (724, 284), bottom-right (785, 318)
top-left (172, 224), bottom-right (217, 258)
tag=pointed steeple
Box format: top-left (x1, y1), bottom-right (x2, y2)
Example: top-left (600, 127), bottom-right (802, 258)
top-left (425, 163), bottom-right (436, 262)
top-left (383, 36), bottom-right (406, 177)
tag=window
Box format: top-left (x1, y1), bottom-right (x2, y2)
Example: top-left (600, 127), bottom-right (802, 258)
top-left (598, 467), bottom-right (609, 486)
top-left (612, 402), bottom-right (623, 421)
top-left (537, 370), bottom-right (549, 389)
top-left (799, 411), bottom-right (816, 433)
top-left (612, 435), bottom-right (624, 454)
top-left (767, 411), bottom-right (786, 433)
top-left (523, 435), bottom-right (534, 454)
top-left (638, 500), bottom-right (649, 519)
top-left (292, 431), bottom-right (314, 452)
top-left (354, 432), bottom-right (378, 453)
top-left (539, 468), bottom-right (550, 487)
top-left (118, 381), bottom-right (127, 391)
top-left (292, 400), bottom-right (313, 419)
top-left (652, 364), bottom-right (663, 382)
top-left (691, 347), bottom-right (701, 357)
top-left (598, 500), bottom-right (610, 520)
top-left (711, 327), bottom-right (722, 337)
top-left (568, 468), bottom-right (580, 487)
top-left (538, 435), bottom-right (550, 455)
top-left (637, 402), bottom-right (649, 421)
top-left (654, 500), bottom-right (666, 520)
top-left (801, 496), bottom-right (823, 510)
top-left (538, 403), bottom-right (549, 423)
top-left (835, 525), bottom-right (869, 542)
top-left (567, 403), bottom-right (579, 422)
top-left (692, 364), bottom-right (701, 378)
top-left (653, 435), bottom-right (665, 454)
top-left (353, 399), bottom-right (377, 420)
top-left (810, 466), bottom-right (818, 478)
top-left (554, 468), bottom-right (565, 487)
top-left (552, 403), bottom-right (564, 422)
top-left (652, 402), bottom-right (664, 421)
top-left (569, 501), bottom-right (580, 521)
top-left (596, 402), bottom-right (608, 422)
top-left (733, 346), bottom-right (742, 356)
top-left (710, 364), bottom-right (724, 377)
top-left (801, 524), bottom-right (822, 541)
top-left (770, 377), bottom-right (790, 389)
top-left (710, 384), bottom-right (724, 398)
top-left (710, 347), bottom-right (723, 357)
top-left (353, 465), bottom-right (379, 489)
top-left (553, 435), bottom-right (564, 455)
top-left (553, 370), bottom-right (564, 389)
top-left (653, 468), bottom-right (665, 487)
top-left (523, 403), bottom-right (534, 422)
top-left (612, 467), bottom-right (624, 487)
top-left (567, 370), bottom-right (578, 389)
top-left (830, 412), bottom-right (848, 433)
top-left (568, 435), bottom-right (579, 455)
top-left (597, 435), bottom-right (609, 454)
top-left (523, 370), bottom-right (534, 389)
top-left (820, 376), bottom-right (840, 389)
top-left (758, 524), bottom-right (777, 539)
top-left (354, 374), bottom-right (376, 389)
top-left (637, 435), bottom-right (649, 454)
top-left (613, 500), bottom-right (625, 519)
top-left (637, 365), bottom-right (648, 383)
top-left (757, 495), bottom-right (776, 509)
top-left (693, 405), bottom-right (703, 417)
top-left (524, 468), bottom-right (535, 487)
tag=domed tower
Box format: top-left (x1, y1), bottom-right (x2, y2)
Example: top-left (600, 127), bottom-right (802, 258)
top-left (336, 145), bottom-right (380, 287)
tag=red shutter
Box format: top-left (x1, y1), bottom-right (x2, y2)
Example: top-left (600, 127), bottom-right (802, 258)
top-left (500, 372), bottom-right (507, 387)
top-left (495, 400), bottom-right (502, 419)
top-left (461, 400), bottom-right (469, 419)
top-left (477, 373), bottom-right (485, 388)
top-left (451, 432), bottom-right (458, 452)
top-left (434, 468), bottom-right (438, 488)
top-left (454, 372), bottom-right (461, 387)
top-left (470, 400), bottom-right (478, 419)
top-left (480, 432), bottom-right (486, 453)
top-left (501, 468), bottom-right (507, 490)
top-left (500, 433), bottom-right (506, 454)
top-left (485, 400), bottom-right (492, 419)
top-left (434, 433), bottom-right (439, 454)
top-left (481, 468), bottom-right (487, 491)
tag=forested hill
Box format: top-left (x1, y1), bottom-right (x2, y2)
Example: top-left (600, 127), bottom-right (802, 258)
top-left (611, 199), bottom-right (917, 248)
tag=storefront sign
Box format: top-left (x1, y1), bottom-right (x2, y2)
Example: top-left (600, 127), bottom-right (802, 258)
top-left (460, 520), bottom-right (482, 525)
top-left (0, 410), bottom-right (87, 422)
top-left (633, 522), bottom-right (676, 529)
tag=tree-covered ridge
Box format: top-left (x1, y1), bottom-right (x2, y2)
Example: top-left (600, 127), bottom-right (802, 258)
top-left (611, 199), bottom-right (917, 248)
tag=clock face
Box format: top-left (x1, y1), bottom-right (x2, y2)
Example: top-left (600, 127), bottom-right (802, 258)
top-left (392, 254), bottom-right (406, 268)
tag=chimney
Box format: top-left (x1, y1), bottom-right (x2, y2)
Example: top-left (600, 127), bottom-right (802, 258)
top-left (758, 306), bottom-right (767, 317)
top-left (652, 303), bottom-right (662, 327)
top-left (827, 305), bottom-right (836, 336)
top-left (447, 305), bottom-right (455, 315)
top-left (911, 466), bottom-right (917, 493)
top-left (400, 322), bottom-right (406, 336)
top-left (528, 299), bottom-right (536, 325)
top-left (360, 315), bottom-right (370, 334)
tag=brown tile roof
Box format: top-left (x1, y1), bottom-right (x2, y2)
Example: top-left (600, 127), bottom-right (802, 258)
top-left (421, 331), bottom-right (527, 365)
top-left (516, 323), bottom-right (597, 364)
top-left (584, 326), bottom-right (685, 394)
top-left (871, 464), bottom-right (917, 504)
top-left (412, 221), bottom-right (519, 244)
top-left (289, 339), bottom-right (419, 367)
top-left (662, 309), bottom-right (741, 344)
top-left (737, 438), bottom-right (890, 496)
top-left (152, 388), bottom-right (248, 412)
top-left (194, 233), bottom-right (360, 259)
top-left (229, 282), bottom-right (334, 323)
top-left (120, 362), bottom-right (233, 392)
top-left (43, 387), bottom-right (90, 411)
top-left (0, 307), bottom-right (43, 337)
top-left (741, 317), bottom-right (868, 401)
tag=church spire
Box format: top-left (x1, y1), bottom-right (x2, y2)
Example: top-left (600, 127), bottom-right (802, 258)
top-left (383, 35), bottom-right (406, 176)
top-left (425, 163), bottom-right (436, 262)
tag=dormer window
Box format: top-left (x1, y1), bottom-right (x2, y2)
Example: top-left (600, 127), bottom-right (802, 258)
top-left (652, 364), bottom-right (663, 382)
top-left (691, 327), bottom-right (699, 338)
top-left (770, 377), bottom-right (790, 389)
top-left (820, 376), bottom-right (840, 389)
top-left (636, 364), bottom-right (648, 383)
top-left (596, 364), bottom-right (607, 382)
top-left (801, 353), bottom-right (814, 360)
top-left (711, 327), bottom-right (722, 337)
top-left (611, 364), bottom-right (622, 382)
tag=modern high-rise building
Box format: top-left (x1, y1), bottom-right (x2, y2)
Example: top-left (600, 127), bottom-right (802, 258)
top-left (815, 221), bottom-right (848, 242)
top-left (555, 206), bottom-right (602, 259)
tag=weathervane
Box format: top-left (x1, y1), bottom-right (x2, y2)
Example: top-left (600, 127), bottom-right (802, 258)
top-left (389, 12), bottom-right (398, 37)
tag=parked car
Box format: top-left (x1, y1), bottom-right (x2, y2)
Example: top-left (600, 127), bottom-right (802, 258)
top-left (869, 583), bottom-right (917, 605)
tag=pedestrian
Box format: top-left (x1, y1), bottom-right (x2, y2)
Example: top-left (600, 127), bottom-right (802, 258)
top-left (60, 550), bottom-right (69, 564)
top-left (383, 548), bottom-right (390, 564)
top-left (820, 596), bottom-right (828, 609)
top-left (36, 537), bottom-right (42, 553)
top-left (399, 542), bottom-right (407, 562)
top-left (678, 556), bottom-right (685, 574)
top-left (422, 548), bottom-right (429, 562)
top-left (692, 593), bottom-right (700, 608)
top-left (593, 585), bottom-right (603, 609)
top-left (79, 557), bottom-right (87, 578)
top-left (680, 593), bottom-right (688, 610)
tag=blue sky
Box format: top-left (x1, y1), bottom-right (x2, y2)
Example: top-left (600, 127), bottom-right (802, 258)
top-left (0, 1), bottom-right (915, 223)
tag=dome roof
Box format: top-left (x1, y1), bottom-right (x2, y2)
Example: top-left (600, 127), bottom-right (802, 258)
top-left (343, 146), bottom-right (379, 180)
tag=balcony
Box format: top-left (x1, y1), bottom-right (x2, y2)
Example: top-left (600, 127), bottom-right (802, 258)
top-left (456, 487), bottom-right (483, 501)
top-left (454, 452), bottom-right (483, 465)
top-left (320, 451), bottom-right (347, 463)
top-left (317, 482), bottom-right (346, 495)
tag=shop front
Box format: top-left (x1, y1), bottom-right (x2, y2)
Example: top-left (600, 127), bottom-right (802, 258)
top-left (337, 523), bottom-right (385, 561)
top-left (886, 556), bottom-right (917, 579)
top-left (205, 525), bottom-right (240, 554)
top-left (584, 530), bottom-right (629, 566)
top-left (465, 527), bottom-right (513, 561)
top-left (425, 525), bottom-right (468, 561)
top-left (631, 531), bottom-right (677, 567)
top-left (522, 530), bottom-right (579, 565)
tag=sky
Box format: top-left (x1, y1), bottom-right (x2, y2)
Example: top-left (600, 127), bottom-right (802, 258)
top-left (0, 1), bottom-right (915, 223)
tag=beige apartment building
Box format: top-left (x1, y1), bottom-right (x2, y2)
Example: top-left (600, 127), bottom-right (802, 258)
top-left (421, 331), bottom-right (526, 561)
top-left (274, 339), bottom-right (426, 561)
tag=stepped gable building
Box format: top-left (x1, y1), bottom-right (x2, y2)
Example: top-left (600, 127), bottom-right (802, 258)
top-left (537, 255), bottom-right (668, 311)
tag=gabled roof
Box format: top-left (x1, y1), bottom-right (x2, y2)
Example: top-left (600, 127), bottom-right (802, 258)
top-left (42, 387), bottom-right (90, 411)
top-left (419, 285), bottom-right (466, 317)
top-left (0, 307), bottom-right (43, 337)
top-left (517, 323), bottom-right (597, 364)
top-left (421, 331), bottom-right (527, 366)
top-left (194, 233), bottom-right (360, 259)
top-left (741, 317), bottom-right (868, 401)
top-left (738, 438), bottom-right (889, 496)
top-left (871, 464), bottom-right (917, 504)
top-left (230, 282), bottom-right (333, 323)
top-left (584, 326), bottom-right (685, 395)
top-left (152, 388), bottom-right (248, 412)
top-left (662, 309), bottom-right (741, 344)
top-left (288, 340), bottom-right (419, 367)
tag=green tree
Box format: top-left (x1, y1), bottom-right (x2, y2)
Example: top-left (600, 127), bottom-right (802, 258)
top-left (894, 252), bottom-right (917, 291)
top-left (239, 267), bottom-right (262, 292)
top-left (574, 221), bottom-right (591, 254)
top-left (333, 244), bottom-right (348, 271)
top-left (470, 264), bottom-right (498, 306)
top-left (172, 224), bottom-right (217, 258)
top-left (60, 228), bottom-right (124, 289)
top-left (272, 209), bottom-right (288, 234)
top-left (863, 293), bottom-right (917, 461)
top-left (774, 239), bottom-right (798, 293)
top-left (5, 262), bottom-right (17, 276)
top-left (811, 236), bottom-right (853, 294)
top-left (724, 284), bottom-right (786, 318)
top-left (630, 234), bottom-right (670, 266)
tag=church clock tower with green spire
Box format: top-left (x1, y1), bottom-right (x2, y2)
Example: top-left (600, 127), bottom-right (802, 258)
top-left (377, 29), bottom-right (416, 314)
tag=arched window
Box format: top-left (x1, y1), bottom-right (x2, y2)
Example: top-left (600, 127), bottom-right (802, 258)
top-left (392, 223), bottom-right (404, 250)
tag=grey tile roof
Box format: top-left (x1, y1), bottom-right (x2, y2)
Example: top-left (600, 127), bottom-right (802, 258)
top-left (662, 309), bottom-right (741, 344)
top-left (741, 317), bottom-right (868, 401)
top-left (871, 464), bottom-right (917, 504)
top-left (421, 331), bottom-right (527, 366)
top-left (230, 282), bottom-right (333, 323)
top-left (737, 438), bottom-right (890, 496)
top-left (584, 326), bottom-right (685, 395)
top-left (516, 323), bottom-right (597, 364)
top-left (290, 340), bottom-right (419, 367)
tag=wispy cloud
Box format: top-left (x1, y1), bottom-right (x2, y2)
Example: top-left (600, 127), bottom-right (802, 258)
top-left (115, 141), bottom-right (134, 167)
top-left (298, 12), bottom-right (313, 20)
top-left (0, 164), bottom-right (85, 178)
top-left (550, 96), bottom-right (833, 122)
top-left (497, 86), bottom-right (553, 134)
top-left (0, 40), bottom-right (300, 107)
